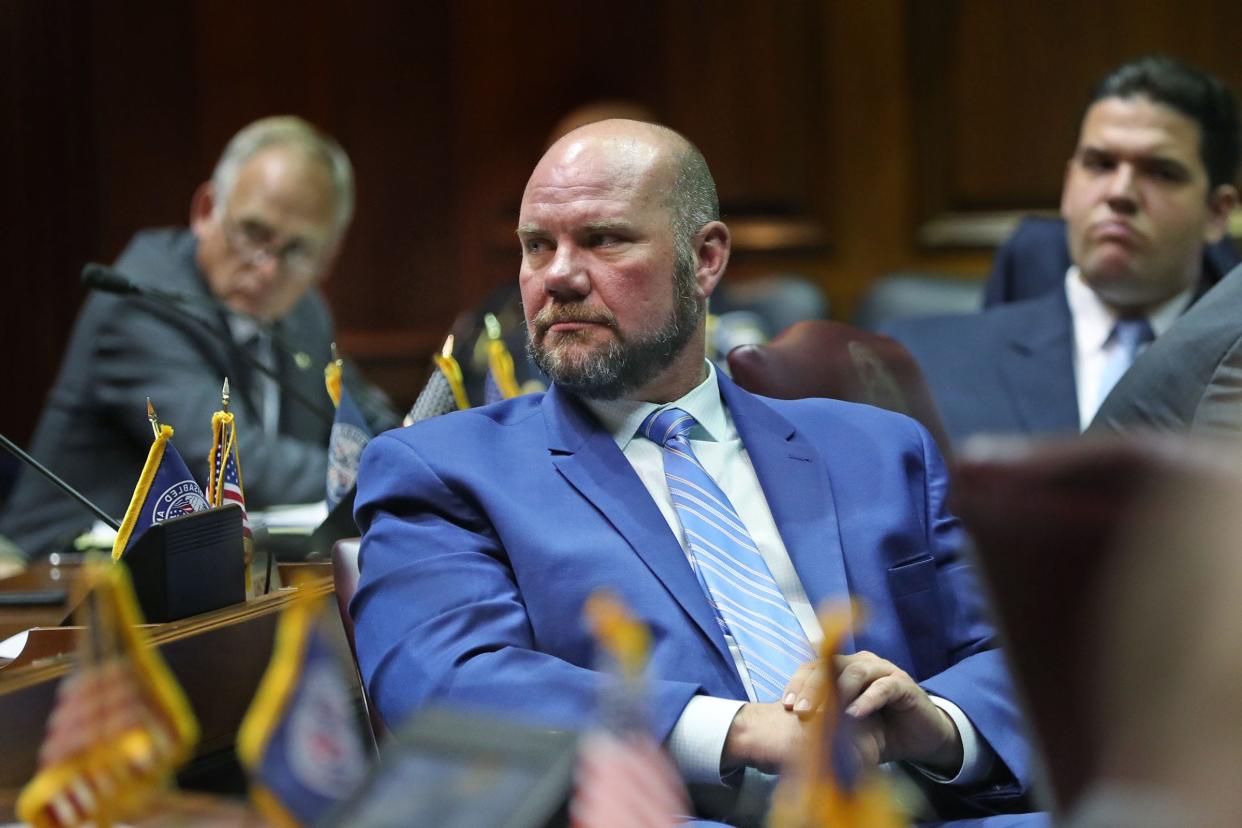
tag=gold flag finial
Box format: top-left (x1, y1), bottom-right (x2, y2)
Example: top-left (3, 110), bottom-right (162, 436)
top-left (441, 334), bottom-right (455, 359)
top-left (146, 398), bottom-right (161, 439)
top-left (221, 378), bottom-right (231, 412)
top-left (484, 313), bottom-right (502, 342)
top-left (330, 341), bottom-right (342, 366)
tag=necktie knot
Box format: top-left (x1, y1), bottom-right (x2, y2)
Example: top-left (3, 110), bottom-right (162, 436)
top-left (640, 407), bottom-right (697, 447)
top-left (1111, 317), bottom-right (1154, 353)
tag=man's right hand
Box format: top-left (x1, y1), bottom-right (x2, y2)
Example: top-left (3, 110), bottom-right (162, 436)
top-left (720, 702), bottom-right (810, 775)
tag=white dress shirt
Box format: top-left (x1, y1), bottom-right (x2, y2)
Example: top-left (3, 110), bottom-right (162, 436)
top-left (583, 362), bottom-right (989, 790)
top-left (1065, 267), bottom-right (1191, 429)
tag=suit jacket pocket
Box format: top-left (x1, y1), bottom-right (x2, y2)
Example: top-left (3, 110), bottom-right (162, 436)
top-left (887, 554), bottom-right (947, 679)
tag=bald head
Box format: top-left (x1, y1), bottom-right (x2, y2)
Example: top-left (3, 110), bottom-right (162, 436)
top-left (516, 119), bottom-right (731, 402)
top-left (529, 119), bottom-right (719, 253)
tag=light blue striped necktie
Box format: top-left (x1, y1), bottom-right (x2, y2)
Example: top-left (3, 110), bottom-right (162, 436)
top-left (640, 407), bottom-right (814, 701)
top-left (1096, 317), bottom-right (1154, 409)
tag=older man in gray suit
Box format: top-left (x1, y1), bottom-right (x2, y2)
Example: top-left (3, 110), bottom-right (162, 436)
top-left (1, 116), bottom-right (395, 559)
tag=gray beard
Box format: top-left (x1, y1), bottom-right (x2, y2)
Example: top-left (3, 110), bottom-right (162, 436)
top-left (526, 257), bottom-right (701, 400)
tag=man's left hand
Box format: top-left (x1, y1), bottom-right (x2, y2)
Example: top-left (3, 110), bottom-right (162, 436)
top-left (783, 650), bottom-right (963, 775)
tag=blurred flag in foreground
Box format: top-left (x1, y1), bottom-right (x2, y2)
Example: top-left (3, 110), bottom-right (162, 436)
top-left (405, 334), bottom-right (471, 425)
top-left (238, 590), bottom-right (371, 827)
top-left (324, 347), bottom-right (373, 509)
top-left (483, 312), bottom-right (522, 404)
top-left (570, 591), bottom-right (690, 828)
top-left (111, 401), bottom-right (209, 561)
top-left (17, 557), bottom-right (199, 828)
top-left (208, 379), bottom-right (257, 595)
top-left (767, 606), bottom-right (906, 828)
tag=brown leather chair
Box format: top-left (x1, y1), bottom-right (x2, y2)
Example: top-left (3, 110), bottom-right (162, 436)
top-left (726, 319), bottom-right (953, 456)
top-left (331, 538), bottom-right (386, 745)
top-left (951, 436), bottom-right (1242, 817)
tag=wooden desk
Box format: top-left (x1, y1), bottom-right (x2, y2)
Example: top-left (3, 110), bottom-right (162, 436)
top-left (0, 562), bottom-right (76, 641)
top-left (0, 563), bottom-right (335, 794)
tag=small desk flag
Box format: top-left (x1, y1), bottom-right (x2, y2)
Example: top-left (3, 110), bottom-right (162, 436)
top-left (324, 356), bottom-right (373, 510)
top-left (111, 421), bottom-right (209, 561)
top-left (767, 606), bottom-right (906, 828)
top-left (208, 395), bottom-right (256, 594)
top-left (17, 557), bottom-right (199, 828)
top-left (483, 313), bottom-right (522, 404)
top-left (570, 592), bottom-right (690, 828)
top-left (238, 591), bottom-right (371, 827)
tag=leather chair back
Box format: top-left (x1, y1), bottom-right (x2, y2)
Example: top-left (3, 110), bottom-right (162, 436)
top-left (727, 319), bottom-right (954, 457)
top-left (331, 538), bottom-right (386, 745)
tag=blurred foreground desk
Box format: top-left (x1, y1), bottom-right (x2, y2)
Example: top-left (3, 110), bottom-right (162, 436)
top-left (0, 562), bottom-right (334, 803)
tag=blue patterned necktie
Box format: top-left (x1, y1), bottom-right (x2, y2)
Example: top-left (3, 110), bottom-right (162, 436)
top-left (640, 407), bottom-right (814, 701)
top-left (1096, 317), bottom-right (1154, 409)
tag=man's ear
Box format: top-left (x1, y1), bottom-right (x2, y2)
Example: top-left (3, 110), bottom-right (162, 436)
top-left (694, 221), bottom-right (731, 299)
top-left (189, 181), bottom-right (216, 236)
top-left (1204, 184), bottom-right (1239, 244)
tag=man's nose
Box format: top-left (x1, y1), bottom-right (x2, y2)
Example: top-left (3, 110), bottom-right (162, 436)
top-left (542, 245), bottom-right (590, 298)
top-left (1105, 163), bottom-right (1139, 213)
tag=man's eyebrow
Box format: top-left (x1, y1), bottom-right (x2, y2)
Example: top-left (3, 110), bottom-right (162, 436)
top-left (580, 219), bottom-right (633, 234)
top-left (515, 223), bottom-right (543, 237)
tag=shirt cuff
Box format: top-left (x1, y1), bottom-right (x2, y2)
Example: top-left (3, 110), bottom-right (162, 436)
top-left (667, 695), bottom-right (747, 785)
top-left (909, 695), bottom-right (994, 786)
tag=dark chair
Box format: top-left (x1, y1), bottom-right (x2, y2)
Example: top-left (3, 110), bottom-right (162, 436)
top-left (331, 538), bottom-right (386, 746)
top-left (950, 436), bottom-right (1240, 817)
top-left (726, 319), bottom-right (954, 457)
top-left (852, 272), bottom-right (984, 332)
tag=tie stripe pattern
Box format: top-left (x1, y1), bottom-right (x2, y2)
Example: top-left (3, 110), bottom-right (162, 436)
top-left (641, 407), bottom-right (814, 701)
top-left (1097, 316), bottom-right (1154, 409)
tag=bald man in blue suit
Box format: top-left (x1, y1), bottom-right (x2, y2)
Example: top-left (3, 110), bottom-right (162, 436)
top-left (352, 120), bottom-right (1033, 824)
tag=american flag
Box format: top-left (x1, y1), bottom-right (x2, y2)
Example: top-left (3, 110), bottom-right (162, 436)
top-left (18, 561), bottom-right (198, 828)
top-left (570, 593), bottom-right (691, 828)
top-left (208, 412), bottom-right (251, 539)
top-left (570, 730), bottom-right (689, 828)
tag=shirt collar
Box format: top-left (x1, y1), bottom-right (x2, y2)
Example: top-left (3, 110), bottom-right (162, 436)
top-left (1065, 265), bottom-right (1193, 352)
top-left (582, 360), bottom-right (728, 451)
top-left (226, 314), bottom-right (265, 346)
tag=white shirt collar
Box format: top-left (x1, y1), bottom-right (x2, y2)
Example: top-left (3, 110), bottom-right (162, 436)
top-left (1064, 265), bottom-right (1193, 353)
top-left (582, 360), bottom-right (727, 451)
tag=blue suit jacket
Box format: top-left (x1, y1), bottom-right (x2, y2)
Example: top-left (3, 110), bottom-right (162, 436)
top-left (883, 291), bottom-right (1080, 446)
top-left (351, 374), bottom-right (1030, 793)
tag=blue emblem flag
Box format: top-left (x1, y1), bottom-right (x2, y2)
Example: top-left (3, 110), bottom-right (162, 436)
top-left (324, 359), bottom-right (372, 509)
top-left (111, 423), bottom-right (209, 561)
top-left (238, 592), bottom-right (371, 827)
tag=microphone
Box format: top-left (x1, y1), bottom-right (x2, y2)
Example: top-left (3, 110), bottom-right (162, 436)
top-left (81, 263), bottom-right (334, 426)
top-left (82, 263), bottom-right (314, 370)
top-left (0, 432), bottom-right (120, 531)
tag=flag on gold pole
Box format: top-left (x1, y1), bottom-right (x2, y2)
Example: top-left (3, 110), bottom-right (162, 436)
top-left (767, 605), bottom-right (906, 828)
top-left (17, 557), bottom-right (199, 828)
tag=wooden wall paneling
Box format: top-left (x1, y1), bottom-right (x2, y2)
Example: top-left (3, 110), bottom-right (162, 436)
top-left (910, 0), bottom-right (1242, 248)
top-left (1, 2), bottom-right (99, 445)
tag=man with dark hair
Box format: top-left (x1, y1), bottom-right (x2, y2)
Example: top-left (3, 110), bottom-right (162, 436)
top-left (885, 55), bottom-right (1239, 446)
top-left (352, 119), bottom-right (1033, 823)
top-left (0, 116), bottom-right (396, 559)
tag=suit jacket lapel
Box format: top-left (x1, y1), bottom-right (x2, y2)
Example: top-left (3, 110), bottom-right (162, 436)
top-left (719, 376), bottom-right (855, 652)
top-left (541, 385), bottom-right (738, 679)
top-left (998, 292), bottom-right (1079, 433)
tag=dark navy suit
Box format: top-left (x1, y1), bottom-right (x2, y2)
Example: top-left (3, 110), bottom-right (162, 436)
top-left (883, 291), bottom-right (1080, 446)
